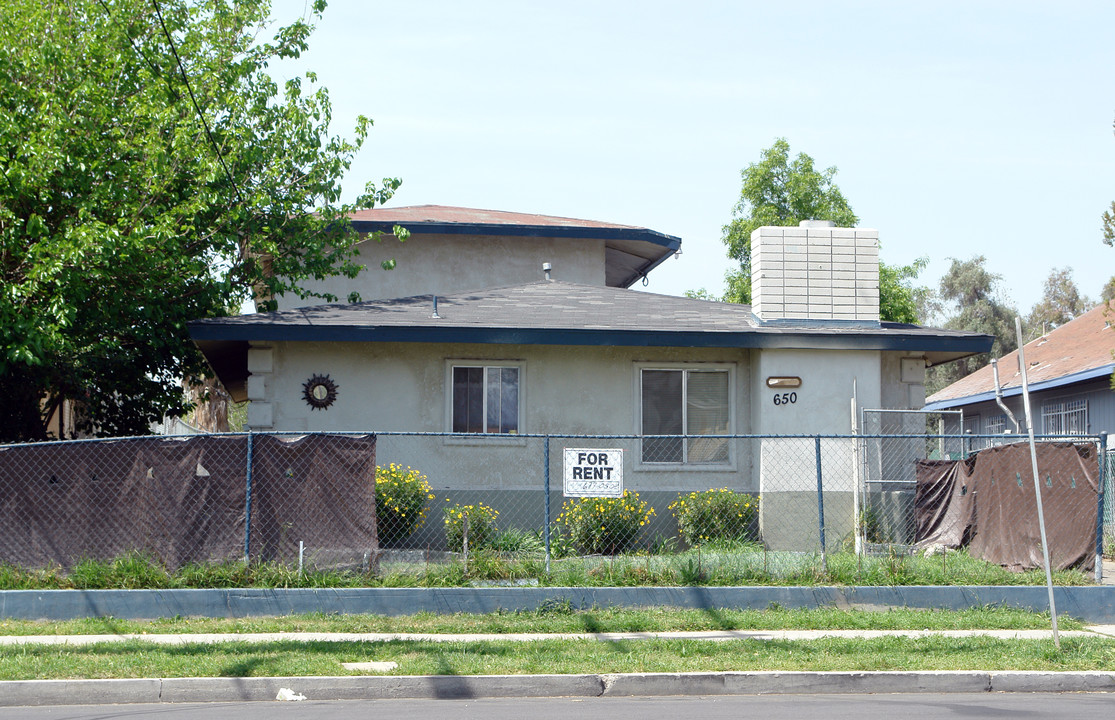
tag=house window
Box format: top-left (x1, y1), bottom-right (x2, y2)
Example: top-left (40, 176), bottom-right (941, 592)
top-left (983, 414), bottom-right (1009, 447)
top-left (1042, 398), bottom-right (1087, 436)
top-left (984, 414), bottom-right (1006, 435)
top-left (452, 366), bottom-right (519, 434)
top-left (641, 368), bottom-right (730, 464)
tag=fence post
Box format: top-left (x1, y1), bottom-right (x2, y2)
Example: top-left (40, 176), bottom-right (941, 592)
top-left (544, 435), bottom-right (551, 574)
top-left (815, 436), bottom-right (826, 571)
top-left (1098, 432), bottom-right (1108, 584)
top-left (244, 430), bottom-right (254, 564)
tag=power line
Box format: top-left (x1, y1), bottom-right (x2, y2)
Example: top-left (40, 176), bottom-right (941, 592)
top-left (150, 0), bottom-right (246, 207)
top-left (93, 0), bottom-right (180, 103)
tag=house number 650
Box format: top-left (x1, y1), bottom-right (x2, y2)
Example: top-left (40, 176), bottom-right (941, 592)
top-left (772, 392), bottom-right (797, 406)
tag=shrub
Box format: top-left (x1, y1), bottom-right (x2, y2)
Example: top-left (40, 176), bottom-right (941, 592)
top-left (556, 490), bottom-right (655, 555)
top-left (375, 464), bottom-right (434, 545)
top-left (443, 502), bottom-right (500, 553)
top-left (669, 488), bottom-right (759, 546)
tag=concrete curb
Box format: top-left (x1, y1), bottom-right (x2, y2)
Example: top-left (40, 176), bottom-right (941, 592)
top-left (3, 671), bottom-right (1114, 707)
top-left (3, 586), bottom-right (1114, 622)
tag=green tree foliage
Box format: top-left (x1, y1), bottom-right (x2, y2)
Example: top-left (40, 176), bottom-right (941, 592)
top-left (683, 288), bottom-right (722, 302)
top-left (1102, 277), bottom-right (1115, 303)
top-left (719, 139), bottom-right (925, 322)
top-left (926, 256), bottom-right (1020, 394)
top-left (1026, 267), bottom-right (1091, 334)
top-left (721, 139), bottom-right (857, 304)
top-left (0, 0), bottom-right (400, 442)
top-left (879, 257), bottom-right (930, 326)
top-left (1103, 139), bottom-right (1115, 249)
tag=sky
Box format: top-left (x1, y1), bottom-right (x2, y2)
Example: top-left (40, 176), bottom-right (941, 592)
top-left (270, 0), bottom-right (1115, 321)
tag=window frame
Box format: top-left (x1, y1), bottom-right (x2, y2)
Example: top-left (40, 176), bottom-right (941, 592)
top-left (984, 415), bottom-right (1006, 435)
top-left (444, 360), bottom-right (526, 444)
top-left (635, 363), bottom-right (736, 469)
top-left (1041, 396), bottom-right (1088, 436)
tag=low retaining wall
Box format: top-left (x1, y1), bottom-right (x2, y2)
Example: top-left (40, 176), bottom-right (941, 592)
top-left (2, 585), bottom-right (1112, 623)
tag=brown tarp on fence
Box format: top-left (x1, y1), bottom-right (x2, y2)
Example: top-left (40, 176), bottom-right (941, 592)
top-left (914, 457), bottom-right (976, 550)
top-left (915, 442), bottom-right (1098, 572)
top-left (248, 434), bottom-right (378, 566)
top-left (0, 435), bottom-right (376, 571)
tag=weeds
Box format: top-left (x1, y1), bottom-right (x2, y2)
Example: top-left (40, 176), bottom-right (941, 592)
top-left (0, 546), bottom-right (1095, 591)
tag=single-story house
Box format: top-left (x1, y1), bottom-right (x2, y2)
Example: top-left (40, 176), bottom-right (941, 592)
top-left (189, 206), bottom-right (992, 549)
top-left (922, 300), bottom-right (1114, 559)
top-left (924, 300), bottom-right (1115, 446)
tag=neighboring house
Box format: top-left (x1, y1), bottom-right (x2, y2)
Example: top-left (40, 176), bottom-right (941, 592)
top-left (924, 300), bottom-right (1115, 446)
top-left (189, 207), bottom-right (991, 548)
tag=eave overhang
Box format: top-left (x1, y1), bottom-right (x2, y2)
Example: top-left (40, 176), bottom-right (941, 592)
top-left (924, 363), bottom-right (1115, 411)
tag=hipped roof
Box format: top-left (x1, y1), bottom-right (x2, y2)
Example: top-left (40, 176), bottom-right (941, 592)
top-left (191, 281), bottom-right (993, 402)
top-left (346, 205), bottom-right (681, 288)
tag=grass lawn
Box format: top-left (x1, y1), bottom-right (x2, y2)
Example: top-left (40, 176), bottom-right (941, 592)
top-left (1, 607), bottom-right (1111, 681)
top-left (3, 635), bottom-right (1114, 680)
top-left (0, 547), bottom-right (1095, 590)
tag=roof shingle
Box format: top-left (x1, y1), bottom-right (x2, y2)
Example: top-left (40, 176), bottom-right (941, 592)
top-left (925, 300), bottom-right (1115, 407)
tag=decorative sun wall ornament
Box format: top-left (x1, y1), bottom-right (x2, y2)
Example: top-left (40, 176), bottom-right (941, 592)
top-left (302, 373), bottom-right (339, 410)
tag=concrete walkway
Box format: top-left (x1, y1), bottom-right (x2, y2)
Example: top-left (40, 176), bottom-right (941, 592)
top-left (2, 627), bottom-right (1114, 706)
top-left (1, 626), bottom-right (1114, 646)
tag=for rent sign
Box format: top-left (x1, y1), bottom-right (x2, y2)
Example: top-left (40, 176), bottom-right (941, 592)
top-left (563, 448), bottom-right (623, 497)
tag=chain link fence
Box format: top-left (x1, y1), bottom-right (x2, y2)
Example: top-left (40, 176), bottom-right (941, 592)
top-left (0, 430), bottom-right (1107, 580)
top-left (1105, 450), bottom-right (1115, 556)
top-left (859, 410), bottom-right (964, 552)
top-left (0, 434), bottom-right (378, 572)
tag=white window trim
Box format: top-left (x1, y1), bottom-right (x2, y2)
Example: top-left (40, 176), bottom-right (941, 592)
top-left (634, 362), bottom-right (737, 471)
top-left (443, 359), bottom-right (527, 446)
top-left (1041, 396), bottom-right (1088, 437)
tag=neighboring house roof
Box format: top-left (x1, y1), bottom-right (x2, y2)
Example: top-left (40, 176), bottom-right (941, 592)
top-left (191, 281), bottom-right (993, 401)
top-left (924, 300), bottom-right (1115, 411)
top-left (347, 205), bottom-right (681, 288)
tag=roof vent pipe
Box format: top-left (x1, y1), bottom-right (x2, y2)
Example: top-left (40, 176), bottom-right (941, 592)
top-left (542, 262), bottom-right (552, 281)
top-left (431, 295), bottom-right (440, 319)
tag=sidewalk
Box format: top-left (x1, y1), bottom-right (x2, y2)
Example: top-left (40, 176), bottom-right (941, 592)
top-left (1, 626), bottom-right (1113, 646)
top-left (2, 627), bottom-right (1114, 706)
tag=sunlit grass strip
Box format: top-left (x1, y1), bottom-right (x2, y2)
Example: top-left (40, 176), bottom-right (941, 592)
top-left (0, 635), bottom-right (1113, 681)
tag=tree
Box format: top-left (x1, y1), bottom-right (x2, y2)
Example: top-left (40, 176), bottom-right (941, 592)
top-left (1027, 267), bottom-right (1091, 334)
top-left (719, 138), bottom-right (926, 321)
top-left (0, 0), bottom-right (400, 442)
top-left (879, 257), bottom-right (930, 326)
top-left (721, 139), bottom-right (857, 304)
top-left (1102, 276), bottom-right (1115, 303)
top-left (926, 256), bottom-right (1020, 394)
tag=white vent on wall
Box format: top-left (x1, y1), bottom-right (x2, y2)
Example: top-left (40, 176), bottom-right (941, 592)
top-left (750, 222), bottom-right (880, 323)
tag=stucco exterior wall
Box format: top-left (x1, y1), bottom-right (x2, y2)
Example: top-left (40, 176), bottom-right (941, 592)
top-left (251, 341), bottom-right (748, 435)
top-left (274, 233), bottom-right (607, 309)
top-left (750, 348), bottom-right (881, 436)
top-left (246, 341), bottom-right (756, 547)
top-left (243, 340), bottom-right (927, 550)
top-left (747, 349), bottom-right (928, 550)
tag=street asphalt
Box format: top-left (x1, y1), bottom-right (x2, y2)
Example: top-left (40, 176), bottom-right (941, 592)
top-left (1, 626), bottom-right (1114, 707)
